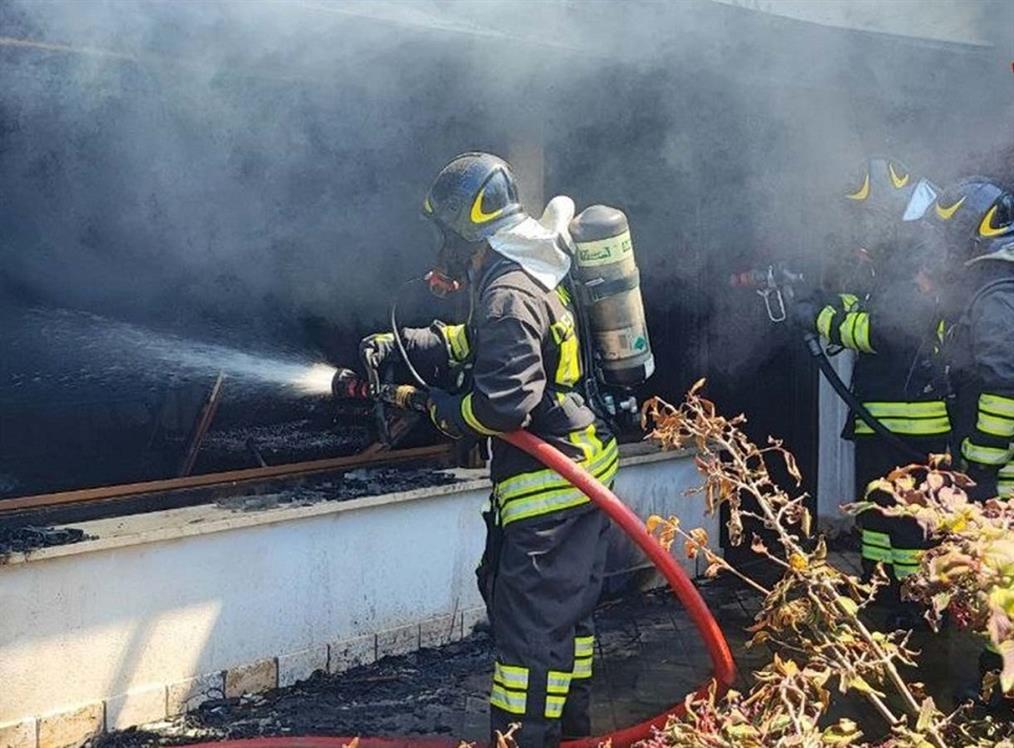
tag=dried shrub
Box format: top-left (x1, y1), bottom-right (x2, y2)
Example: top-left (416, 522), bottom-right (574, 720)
top-left (636, 380), bottom-right (1014, 748)
top-left (848, 458), bottom-right (1014, 697)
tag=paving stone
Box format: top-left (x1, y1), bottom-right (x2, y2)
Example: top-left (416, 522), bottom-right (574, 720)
top-left (277, 645), bottom-right (329, 687)
top-left (419, 613), bottom-right (461, 649)
top-left (328, 634), bottom-right (376, 674)
top-left (105, 685), bottom-right (167, 730)
top-left (0, 718), bottom-right (36, 748)
top-left (167, 672), bottom-right (225, 715)
top-left (376, 624), bottom-right (419, 659)
top-left (224, 658), bottom-right (278, 698)
top-left (38, 703), bottom-right (103, 748)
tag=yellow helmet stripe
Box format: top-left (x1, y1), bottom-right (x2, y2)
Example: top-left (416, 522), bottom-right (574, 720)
top-left (888, 164), bottom-right (909, 189)
top-left (470, 186), bottom-right (505, 224)
top-left (846, 173), bottom-right (870, 201)
top-left (934, 196), bottom-right (965, 220)
top-left (978, 205), bottom-right (1009, 237)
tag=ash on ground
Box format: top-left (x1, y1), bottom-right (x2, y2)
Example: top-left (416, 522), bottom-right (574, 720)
top-left (198, 419), bottom-right (372, 472)
top-left (0, 525), bottom-right (91, 560)
top-left (216, 468), bottom-right (460, 512)
top-left (92, 583), bottom-right (758, 748)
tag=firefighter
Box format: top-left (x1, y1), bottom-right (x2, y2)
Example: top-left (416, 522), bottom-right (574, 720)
top-left (795, 158), bottom-right (949, 609)
top-left (360, 152), bottom-right (617, 748)
top-left (927, 177), bottom-right (1014, 695)
top-left (930, 177), bottom-right (1014, 501)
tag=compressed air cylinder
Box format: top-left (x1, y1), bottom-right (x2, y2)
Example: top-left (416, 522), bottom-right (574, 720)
top-left (569, 205), bottom-right (654, 387)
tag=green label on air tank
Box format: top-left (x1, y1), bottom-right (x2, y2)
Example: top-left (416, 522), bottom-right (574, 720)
top-left (574, 231), bottom-right (632, 267)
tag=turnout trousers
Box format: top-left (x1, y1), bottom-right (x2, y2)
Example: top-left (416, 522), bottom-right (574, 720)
top-left (855, 437), bottom-right (947, 601)
top-left (483, 503), bottom-right (610, 748)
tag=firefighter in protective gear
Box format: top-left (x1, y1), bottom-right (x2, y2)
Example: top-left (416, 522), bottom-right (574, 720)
top-left (928, 177), bottom-right (1014, 690)
top-left (798, 157), bottom-right (949, 594)
top-left (362, 152), bottom-right (616, 748)
top-left (930, 178), bottom-right (1014, 501)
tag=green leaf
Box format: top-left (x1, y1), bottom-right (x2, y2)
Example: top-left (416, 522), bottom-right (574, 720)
top-left (848, 675), bottom-right (886, 698)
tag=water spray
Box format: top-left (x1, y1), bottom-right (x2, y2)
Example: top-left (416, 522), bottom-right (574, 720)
top-left (8, 308), bottom-right (340, 401)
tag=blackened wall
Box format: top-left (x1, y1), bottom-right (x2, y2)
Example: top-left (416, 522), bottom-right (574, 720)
top-left (0, 0), bottom-right (1010, 496)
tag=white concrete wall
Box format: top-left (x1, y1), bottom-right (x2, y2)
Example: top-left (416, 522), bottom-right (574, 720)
top-left (817, 349), bottom-right (856, 535)
top-left (0, 450), bottom-right (714, 743)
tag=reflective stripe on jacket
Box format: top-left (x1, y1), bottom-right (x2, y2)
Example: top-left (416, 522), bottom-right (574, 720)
top-left (811, 279), bottom-right (949, 440)
top-left (946, 271), bottom-right (1014, 498)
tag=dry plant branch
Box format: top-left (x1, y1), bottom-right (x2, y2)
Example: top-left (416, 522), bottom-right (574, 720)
top-left (635, 380), bottom-right (1014, 748)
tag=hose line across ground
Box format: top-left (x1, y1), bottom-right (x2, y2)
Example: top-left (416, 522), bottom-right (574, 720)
top-left (188, 430), bottom-right (736, 748)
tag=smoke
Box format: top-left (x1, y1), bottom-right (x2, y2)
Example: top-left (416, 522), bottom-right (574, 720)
top-left (1, 307), bottom-right (336, 406)
top-left (1, 0), bottom-right (1011, 391)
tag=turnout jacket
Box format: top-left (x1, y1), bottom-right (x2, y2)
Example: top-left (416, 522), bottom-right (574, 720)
top-left (399, 252), bottom-right (617, 526)
top-left (946, 263), bottom-right (1014, 499)
top-left (814, 277), bottom-right (950, 440)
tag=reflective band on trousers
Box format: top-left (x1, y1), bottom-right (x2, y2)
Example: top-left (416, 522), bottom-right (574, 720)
top-left (861, 529), bottom-right (892, 563)
top-left (862, 544), bottom-right (892, 563)
top-left (494, 662), bottom-right (529, 690)
top-left (893, 548), bottom-right (922, 566)
top-left (962, 438), bottom-right (1013, 466)
top-left (572, 658), bottom-right (592, 679)
top-left (490, 684), bottom-right (526, 715)
top-left (545, 694), bottom-right (567, 719)
top-left (977, 411), bottom-right (1014, 438)
top-left (998, 464), bottom-right (1014, 498)
top-left (862, 529), bottom-right (891, 549)
top-left (490, 662), bottom-right (529, 715)
top-left (981, 393), bottom-right (1014, 418)
top-left (854, 401), bottom-right (950, 436)
top-left (573, 635), bottom-right (594, 679)
top-left (894, 564), bottom-right (919, 579)
top-left (547, 670), bottom-right (572, 695)
top-left (496, 439), bottom-right (619, 526)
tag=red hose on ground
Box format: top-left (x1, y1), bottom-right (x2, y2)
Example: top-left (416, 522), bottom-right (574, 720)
top-left (188, 431), bottom-right (736, 748)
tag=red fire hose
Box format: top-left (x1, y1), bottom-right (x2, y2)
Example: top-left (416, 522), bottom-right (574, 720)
top-left (188, 430), bottom-right (736, 748)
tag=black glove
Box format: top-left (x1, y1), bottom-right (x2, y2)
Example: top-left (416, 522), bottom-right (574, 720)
top-left (790, 292), bottom-right (830, 333)
top-left (359, 332), bottom-right (397, 372)
top-left (427, 387), bottom-right (465, 439)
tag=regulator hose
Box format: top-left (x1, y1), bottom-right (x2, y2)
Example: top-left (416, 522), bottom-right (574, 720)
top-left (390, 278), bottom-right (430, 390)
top-left (803, 332), bottom-right (925, 461)
top-left (199, 398), bottom-right (736, 748)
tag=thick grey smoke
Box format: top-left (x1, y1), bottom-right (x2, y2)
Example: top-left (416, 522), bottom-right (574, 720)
top-left (0, 0), bottom-right (1011, 389)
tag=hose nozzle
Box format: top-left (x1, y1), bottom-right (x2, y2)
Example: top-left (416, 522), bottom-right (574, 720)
top-left (331, 368), bottom-right (370, 401)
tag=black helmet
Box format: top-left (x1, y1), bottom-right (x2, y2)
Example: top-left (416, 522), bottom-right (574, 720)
top-left (422, 152), bottom-right (526, 244)
top-left (840, 157), bottom-right (934, 276)
top-left (927, 177), bottom-right (1014, 266)
top-left (843, 157), bottom-right (921, 218)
